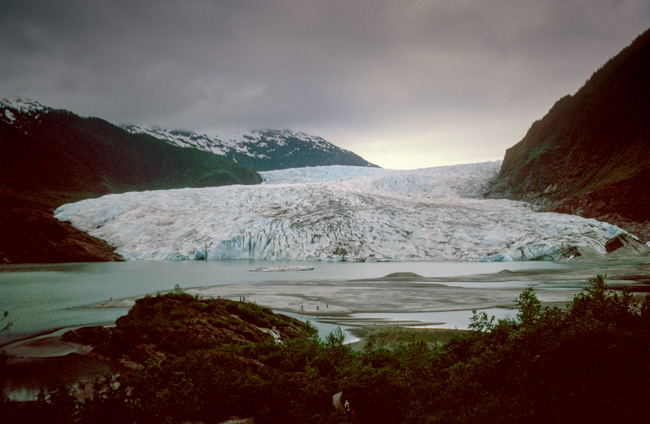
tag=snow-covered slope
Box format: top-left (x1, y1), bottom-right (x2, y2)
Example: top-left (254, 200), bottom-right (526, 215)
top-left (54, 162), bottom-right (624, 262)
top-left (1, 98), bottom-right (53, 127)
top-left (1, 98), bottom-right (51, 114)
top-left (121, 126), bottom-right (377, 171)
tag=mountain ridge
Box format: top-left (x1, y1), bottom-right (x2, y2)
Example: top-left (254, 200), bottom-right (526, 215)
top-left (121, 125), bottom-right (378, 171)
top-left (488, 28), bottom-right (650, 242)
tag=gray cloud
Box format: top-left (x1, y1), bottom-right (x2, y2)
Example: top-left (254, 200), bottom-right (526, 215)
top-left (1, 0), bottom-right (648, 168)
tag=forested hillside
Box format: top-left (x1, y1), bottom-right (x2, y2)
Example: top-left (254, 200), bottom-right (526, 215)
top-left (489, 28), bottom-right (650, 241)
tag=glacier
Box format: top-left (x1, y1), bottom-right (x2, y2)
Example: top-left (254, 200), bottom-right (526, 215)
top-left (54, 162), bottom-right (624, 262)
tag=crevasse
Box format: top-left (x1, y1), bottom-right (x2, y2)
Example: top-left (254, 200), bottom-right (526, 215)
top-left (54, 162), bottom-right (625, 262)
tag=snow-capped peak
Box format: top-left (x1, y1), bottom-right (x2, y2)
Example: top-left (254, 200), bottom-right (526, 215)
top-left (122, 125), bottom-right (377, 171)
top-left (122, 125), bottom-right (260, 157)
top-left (0, 98), bottom-right (51, 115)
top-left (0, 98), bottom-right (55, 128)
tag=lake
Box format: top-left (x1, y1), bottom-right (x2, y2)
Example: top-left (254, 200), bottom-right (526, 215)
top-left (0, 260), bottom-right (567, 344)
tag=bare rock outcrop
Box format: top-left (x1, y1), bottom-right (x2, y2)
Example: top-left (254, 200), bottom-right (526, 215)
top-left (605, 233), bottom-right (650, 257)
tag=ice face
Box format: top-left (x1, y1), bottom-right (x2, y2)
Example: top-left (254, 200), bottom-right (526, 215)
top-left (54, 162), bottom-right (625, 262)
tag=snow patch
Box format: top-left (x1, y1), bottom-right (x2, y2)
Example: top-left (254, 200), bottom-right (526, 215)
top-left (1, 98), bottom-right (50, 115)
top-left (3, 109), bottom-right (15, 123)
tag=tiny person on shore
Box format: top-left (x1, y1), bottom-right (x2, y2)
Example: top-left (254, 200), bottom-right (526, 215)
top-left (344, 399), bottom-right (357, 423)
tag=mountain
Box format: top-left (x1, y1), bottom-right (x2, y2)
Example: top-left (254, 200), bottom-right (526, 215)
top-left (55, 163), bottom-right (624, 262)
top-left (488, 28), bottom-right (650, 242)
top-left (0, 99), bottom-right (262, 194)
top-left (0, 99), bottom-right (262, 264)
top-left (122, 126), bottom-right (378, 171)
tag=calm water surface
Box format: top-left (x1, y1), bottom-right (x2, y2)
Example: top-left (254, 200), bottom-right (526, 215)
top-left (0, 260), bottom-right (566, 344)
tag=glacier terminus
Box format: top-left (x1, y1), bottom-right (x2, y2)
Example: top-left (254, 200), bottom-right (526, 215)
top-left (54, 162), bottom-right (624, 262)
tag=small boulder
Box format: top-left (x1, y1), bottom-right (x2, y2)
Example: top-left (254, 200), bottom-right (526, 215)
top-left (605, 234), bottom-right (650, 256)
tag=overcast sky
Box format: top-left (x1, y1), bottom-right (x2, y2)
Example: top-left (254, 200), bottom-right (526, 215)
top-left (1, 1), bottom-right (648, 169)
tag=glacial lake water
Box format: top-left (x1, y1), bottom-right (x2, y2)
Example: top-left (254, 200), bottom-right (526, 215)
top-left (0, 260), bottom-right (567, 345)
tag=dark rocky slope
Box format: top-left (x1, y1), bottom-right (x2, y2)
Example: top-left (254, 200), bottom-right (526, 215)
top-left (489, 28), bottom-right (650, 241)
top-left (0, 190), bottom-right (123, 264)
top-left (0, 100), bottom-right (262, 264)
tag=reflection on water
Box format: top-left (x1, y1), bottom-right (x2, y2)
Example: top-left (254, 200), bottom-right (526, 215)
top-left (0, 260), bottom-right (565, 344)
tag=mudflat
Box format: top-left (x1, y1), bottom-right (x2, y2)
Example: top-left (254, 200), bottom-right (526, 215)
top-left (3, 255), bottom-right (648, 401)
top-left (91, 255), bottom-right (650, 321)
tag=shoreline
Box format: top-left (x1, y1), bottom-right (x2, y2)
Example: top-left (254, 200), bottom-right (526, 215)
top-left (2, 255), bottom-right (648, 401)
top-left (6, 256), bottom-right (649, 344)
top-left (83, 255), bottom-right (650, 327)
